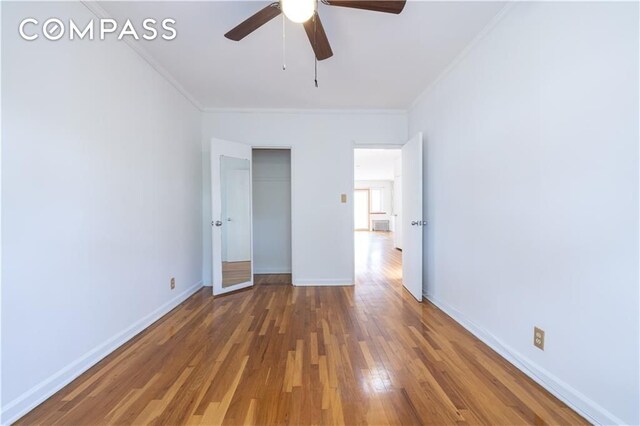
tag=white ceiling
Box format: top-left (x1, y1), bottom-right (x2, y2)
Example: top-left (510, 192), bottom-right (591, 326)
top-left (354, 149), bottom-right (400, 181)
top-left (99, 1), bottom-right (505, 109)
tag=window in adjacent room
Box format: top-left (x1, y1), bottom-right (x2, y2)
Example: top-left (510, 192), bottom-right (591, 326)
top-left (370, 188), bottom-right (384, 213)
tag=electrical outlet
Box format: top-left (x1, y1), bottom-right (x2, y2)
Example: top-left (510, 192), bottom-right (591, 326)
top-left (341, 194), bottom-right (347, 203)
top-left (534, 327), bottom-right (545, 350)
top-left (170, 277), bottom-right (175, 290)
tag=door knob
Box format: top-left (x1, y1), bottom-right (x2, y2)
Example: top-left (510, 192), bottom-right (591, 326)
top-left (214, 220), bottom-right (222, 227)
top-left (411, 220), bottom-right (418, 226)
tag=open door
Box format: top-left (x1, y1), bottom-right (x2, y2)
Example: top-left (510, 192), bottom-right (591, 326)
top-left (401, 133), bottom-right (424, 301)
top-left (211, 138), bottom-right (253, 296)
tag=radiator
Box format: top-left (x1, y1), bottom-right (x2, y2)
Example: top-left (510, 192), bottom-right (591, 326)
top-left (372, 220), bottom-right (390, 232)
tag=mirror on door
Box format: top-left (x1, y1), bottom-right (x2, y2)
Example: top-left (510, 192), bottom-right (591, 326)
top-left (220, 156), bottom-right (252, 287)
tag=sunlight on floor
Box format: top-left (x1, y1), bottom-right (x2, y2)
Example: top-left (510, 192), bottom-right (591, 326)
top-left (355, 231), bottom-right (402, 284)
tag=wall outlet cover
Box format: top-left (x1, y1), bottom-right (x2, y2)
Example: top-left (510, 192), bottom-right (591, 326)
top-left (534, 327), bottom-right (545, 350)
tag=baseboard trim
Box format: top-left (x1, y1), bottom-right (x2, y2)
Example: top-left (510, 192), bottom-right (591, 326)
top-left (293, 278), bottom-right (353, 286)
top-left (2, 281), bottom-right (204, 425)
top-left (424, 294), bottom-right (625, 426)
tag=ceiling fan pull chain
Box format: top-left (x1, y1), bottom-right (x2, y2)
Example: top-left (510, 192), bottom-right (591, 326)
top-left (282, 13), bottom-right (286, 71)
top-left (314, 12), bottom-right (318, 87)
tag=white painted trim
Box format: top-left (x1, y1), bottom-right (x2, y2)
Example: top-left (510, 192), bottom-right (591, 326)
top-left (350, 145), bottom-right (356, 286)
top-left (353, 143), bottom-right (404, 149)
top-left (0, 2), bottom-right (4, 418)
top-left (289, 147), bottom-right (297, 285)
top-left (77, 1), bottom-right (514, 114)
top-left (424, 294), bottom-right (624, 426)
top-left (80, 1), bottom-right (204, 112)
top-left (294, 279), bottom-right (353, 286)
top-left (254, 268), bottom-right (292, 274)
top-left (1, 282), bottom-right (204, 425)
top-left (409, 2), bottom-right (515, 111)
top-left (203, 108), bottom-right (407, 115)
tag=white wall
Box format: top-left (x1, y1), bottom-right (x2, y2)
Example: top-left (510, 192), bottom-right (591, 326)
top-left (1, 2), bottom-right (202, 422)
top-left (409, 2), bottom-right (639, 424)
top-left (354, 180), bottom-right (394, 231)
top-left (253, 150), bottom-right (291, 274)
top-left (202, 111), bottom-right (407, 286)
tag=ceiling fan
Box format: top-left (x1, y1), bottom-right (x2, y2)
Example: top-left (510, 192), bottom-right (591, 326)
top-left (224, 0), bottom-right (407, 61)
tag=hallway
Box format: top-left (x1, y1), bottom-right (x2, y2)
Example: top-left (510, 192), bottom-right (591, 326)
top-left (355, 231), bottom-right (403, 293)
top-left (17, 235), bottom-right (585, 425)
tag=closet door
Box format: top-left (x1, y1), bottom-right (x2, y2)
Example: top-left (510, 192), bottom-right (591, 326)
top-left (211, 138), bottom-right (253, 296)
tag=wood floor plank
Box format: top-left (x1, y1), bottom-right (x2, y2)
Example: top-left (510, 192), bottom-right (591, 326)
top-left (15, 232), bottom-right (588, 425)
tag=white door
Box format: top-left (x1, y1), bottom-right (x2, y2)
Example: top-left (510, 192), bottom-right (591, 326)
top-left (401, 133), bottom-right (423, 301)
top-left (211, 138), bottom-right (253, 296)
top-left (224, 169), bottom-right (251, 261)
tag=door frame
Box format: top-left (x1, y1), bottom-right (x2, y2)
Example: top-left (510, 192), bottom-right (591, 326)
top-left (351, 143), bottom-right (404, 286)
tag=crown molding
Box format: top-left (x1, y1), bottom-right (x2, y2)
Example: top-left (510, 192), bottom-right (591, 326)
top-left (81, 0), bottom-right (204, 112)
top-left (79, 0), bottom-right (408, 115)
top-left (408, 2), bottom-right (515, 111)
top-left (201, 107), bottom-right (408, 115)
top-left (80, 1), bottom-right (515, 116)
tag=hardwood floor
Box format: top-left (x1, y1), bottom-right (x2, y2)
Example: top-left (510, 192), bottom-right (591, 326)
top-left (254, 274), bottom-right (292, 286)
top-left (16, 232), bottom-right (586, 425)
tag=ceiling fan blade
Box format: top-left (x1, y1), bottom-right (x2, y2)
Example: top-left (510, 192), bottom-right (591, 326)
top-left (225, 2), bottom-right (281, 41)
top-left (303, 13), bottom-right (333, 61)
top-left (323, 0), bottom-right (406, 14)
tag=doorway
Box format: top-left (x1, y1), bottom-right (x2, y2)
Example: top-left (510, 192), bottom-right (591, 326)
top-left (252, 149), bottom-right (292, 286)
top-left (353, 148), bottom-right (403, 288)
top-left (353, 135), bottom-right (423, 300)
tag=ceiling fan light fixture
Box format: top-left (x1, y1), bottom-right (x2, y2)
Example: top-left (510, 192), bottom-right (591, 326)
top-left (281, 0), bottom-right (315, 23)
